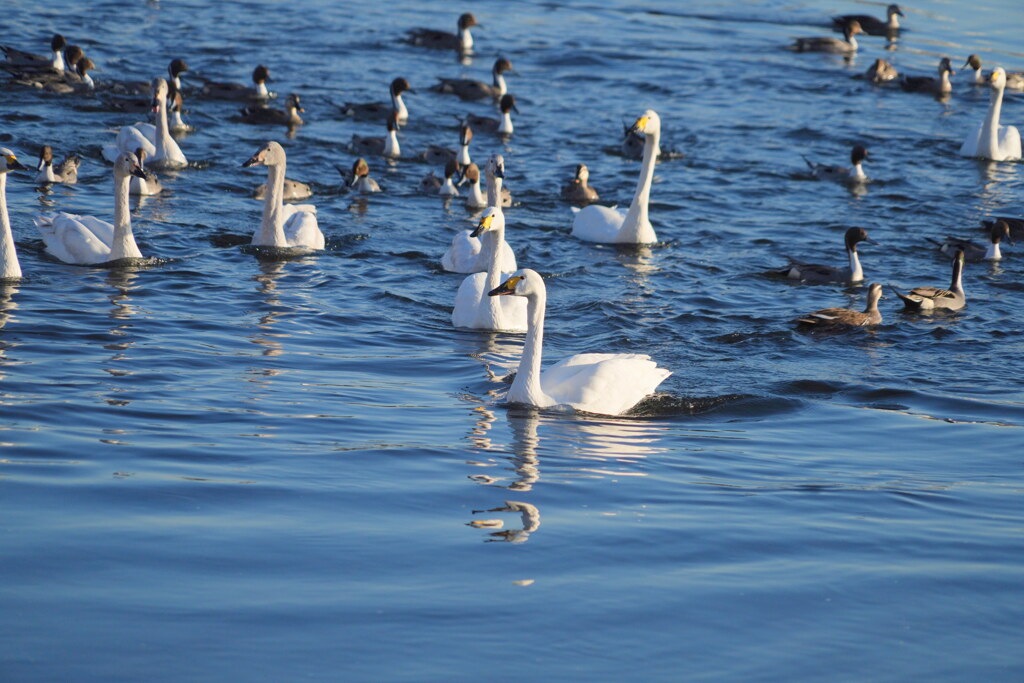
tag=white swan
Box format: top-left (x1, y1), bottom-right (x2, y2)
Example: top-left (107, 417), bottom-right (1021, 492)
top-left (960, 67), bottom-right (1022, 161)
top-left (488, 269), bottom-right (671, 414)
top-left (102, 78), bottom-right (188, 169)
top-left (0, 149), bottom-right (29, 279)
top-left (571, 110), bottom-right (660, 244)
top-left (452, 208), bottom-right (527, 332)
top-left (242, 141), bottom-right (325, 250)
top-left (34, 152), bottom-right (148, 265)
top-left (442, 154), bottom-right (516, 273)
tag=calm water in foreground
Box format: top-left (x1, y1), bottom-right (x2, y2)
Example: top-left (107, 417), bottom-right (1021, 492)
top-left (1, 0), bottom-right (1023, 679)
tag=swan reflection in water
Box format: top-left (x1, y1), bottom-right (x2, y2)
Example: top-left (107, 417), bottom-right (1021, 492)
top-left (249, 260), bottom-right (289, 361)
top-left (470, 500), bottom-right (541, 543)
top-left (0, 282), bottom-right (19, 381)
top-left (466, 405), bottom-right (540, 491)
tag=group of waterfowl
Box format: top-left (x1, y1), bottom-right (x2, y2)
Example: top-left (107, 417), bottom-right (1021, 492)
top-left (0, 8), bottom-right (1020, 416)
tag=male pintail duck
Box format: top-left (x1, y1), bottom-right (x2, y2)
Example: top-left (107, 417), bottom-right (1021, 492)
top-left (466, 93), bottom-right (518, 135)
top-left (341, 77), bottom-right (413, 123)
top-left (901, 58), bottom-right (955, 95)
top-left (349, 111), bottom-right (401, 158)
top-left (777, 227), bottom-right (873, 283)
top-left (832, 4), bottom-right (903, 36)
top-left (200, 64), bottom-right (273, 101)
top-left (890, 249), bottom-right (966, 312)
top-left (35, 145), bottom-right (79, 184)
top-left (929, 221), bottom-right (1010, 262)
top-left (1, 34), bottom-right (66, 73)
top-left (793, 20), bottom-right (862, 53)
top-left (434, 57), bottom-right (513, 100)
top-left (240, 93), bottom-right (303, 127)
top-left (804, 144), bottom-right (868, 184)
top-left (405, 13), bottom-right (478, 52)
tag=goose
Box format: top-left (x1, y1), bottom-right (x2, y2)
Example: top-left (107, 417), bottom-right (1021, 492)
top-left (466, 94), bottom-right (518, 135)
top-left (959, 67), bottom-right (1022, 161)
top-left (571, 110), bottom-right (660, 244)
top-left (795, 283), bottom-right (884, 327)
top-left (488, 269), bottom-right (671, 414)
top-left (35, 145), bottom-right (79, 185)
top-left (459, 163), bottom-right (488, 209)
top-left (340, 77), bottom-right (413, 123)
top-left (0, 149), bottom-right (29, 280)
top-left (929, 220), bottom-right (1010, 262)
top-left (1, 34), bottom-right (66, 73)
top-left (452, 208), bottom-right (527, 332)
top-left (242, 141), bottom-right (324, 250)
top-left (793, 20), bottom-right (862, 53)
top-left (348, 110), bottom-right (401, 158)
top-left (347, 158), bottom-right (381, 194)
top-left (34, 152), bottom-right (148, 265)
top-left (561, 164), bottom-right (600, 205)
top-left (102, 78), bottom-right (188, 169)
top-left (443, 154), bottom-right (516, 272)
top-left (804, 144), bottom-right (868, 184)
top-left (901, 58), bottom-right (955, 95)
top-left (199, 64), bottom-right (272, 101)
top-left (405, 12), bottom-right (478, 52)
top-left (776, 227), bottom-right (873, 283)
top-left (963, 55), bottom-right (1024, 90)
top-left (832, 4), bottom-right (903, 36)
top-left (891, 249), bottom-right (966, 312)
top-left (866, 58), bottom-right (899, 84)
top-left (434, 57), bottom-right (513, 100)
top-left (240, 93), bottom-right (303, 127)
top-left (129, 148), bottom-right (163, 196)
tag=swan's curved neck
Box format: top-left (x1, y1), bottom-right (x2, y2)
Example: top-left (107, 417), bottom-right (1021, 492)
top-left (391, 92), bottom-right (408, 121)
top-left (847, 246), bottom-right (863, 281)
top-left (498, 112), bottom-right (513, 134)
top-left (484, 225), bottom-right (507, 291)
top-left (487, 174), bottom-right (503, 210)
top-left (509, 290), bottom-right (552, 407)
top-left (154, 96), bottom-right (174, 161)
top-left (385, 129), bottom-right (400, 157)
top-left (110, 172), bottom-right (142, 260)
top-left (0, 174), bottom-right (22, 279)
top-left (981, 83), bottom-right (1005, 158)
top-left (619, 128), bottom-right (660, 242)
top-left (256, 162), bottom-right (287, 246)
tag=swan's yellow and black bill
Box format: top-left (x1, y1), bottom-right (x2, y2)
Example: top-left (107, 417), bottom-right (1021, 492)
top-left (470, 214), bottom-right (494, 238)
top-left (488, 275), bottom-right (522, 297)
top-left (5, 155), bottom-right (28, 171)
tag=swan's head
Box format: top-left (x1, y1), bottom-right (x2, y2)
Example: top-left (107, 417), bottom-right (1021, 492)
top-left (243, 141), bottom-right (286, 168)
top-left (486, 154), bottom-right (505, 180)
top-left (386, 110), bottom-right (401, 132)
top-left (989, 67), bottom-right (1008, 90)
top-left (629, 110), bottom-right (661, 137)
top-left (460, 123), bottom-right (473, 146)
top-left (574, 164), bottom-right (590, 184)
top-left (851, 145), bottom-right (868, 165)
top-left (285, 93), bottom-right (304, 113)
top-left (444, 159), bottom-right (462, 181)
top-left (150, 77), bottom-right (169, 111)
top-left (168, 58), bottom-right (189, 78)
top-left (844, 226), bottom-right (874, 252)
top-left (886, 4), bottom-right (904, 18)
top-left (964, 54), bottom-right (982, 71)
top-left (459, 162), bottom-right (480, 186)
top-left (470, 207), bottom-right (504, 237)
top-left (0, 148), bottom-right (28, 174)
top-left (493, 57), bottom-right (514, 76)
top-left (350, 158), bottom-right (370, 185)
top-left (390, 77), bottom-right (412, 96)
top-left (50, 34), bottom-right (66, 52)
top-left (458, 13), bottom-right (479, 30)
top-left (489, 269), bottom-right (543, 299)
top-left (938, 58), bottom-right (955, 76)
top-left (37, 145), bottom-right (54, 170)
top-left (499, 93), bottom-right (519, 114)
top-left (990, 220), bottom-right (1011, 245)
top-left (64, 45), bottom-right (84, 68)
top-left (252, 65), bottom-right (271, 84)
top-left (114, 152), bottom-right (147, 180)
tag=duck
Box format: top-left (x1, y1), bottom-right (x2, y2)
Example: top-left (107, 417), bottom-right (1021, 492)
top-left (804, 144), bottom-right (868, 184)
top-left (12, 49), bottom-right (92, 93)
top-left (561, 164), bottom-right (600, 205)
top-left (0, 149), bottom-right (29, 280)
top-left (253, 177), bottom-right (311, 201)
top-left (963, 55), bottom-right (1024, 90)
top-left (795, 283), bottom-right (884, 327)
top-left (793, 20), bottom-right (862, 54)
top-left (443, 155), bottom-right (516, 272)
top-left (34, 152), bottom-right (148, 265)
top-left (890, 249), bottom-right (966, 312)
top-left (439, 159), bottom-right (461, 197)
top-left (981, 217), bottom-right (1024, 240)
top-left (866, 58), bottom-right (899, 84)
top-left (35, 145), bottom-right (79, 185)
top-left (129, 148), bottom-right (163, 196)
top-left (433, 57), bottom-right (513, 101)
top-left (488, 269), bottom-right (671, 414)
top-left (199, 64), bottom-right (272, 101)
top-left (1, 34), bottom-right (66, 74)
top-left (832, 4), bottom-right (904, 36)
top-left (166, 82), bottom-right (192, 134)
top-left (103, 58), bottom-right (188, 97)
top-left (102, 78), bottom-right (188, 169)
top-left (340, 77), bottom-right (413, 123)
top-left (929, 220), bottom-right (1010, 262)
top-left (456, 123), bottom-right (473, 166)
top-left (405, 12), bottom-right (478, 52)
top-left (571, 110), bottom-right (660, 244)
top-left (242, 141), bottom-right (324, 250)
top-left (901, 58), bottom-right (955, 95)
top-left (240, 93), bottom-right (303, 127)
top-left (959, 67), bottom-right (1022, 161)
top-left (776, 227), bottom-right (873, 283)
top-left (452, 208), bottom-right (527, 332)
top-left (419, 171), bottom-right (442, 194)
top-left (347, 158), bottom-right (381, 194)
top-left (459, 163), bottom-right (488, 209)
top-left (348, 111), bottom-right (401, 158)
top-left (466, 94), bottom-right (518, 135)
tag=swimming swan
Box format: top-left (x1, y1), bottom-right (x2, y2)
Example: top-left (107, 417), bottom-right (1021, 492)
top-left (242, 141), bottom-right (325, 250)
top-left (442, 154), bottom-right (516, 273)
top-left (571, 110), bottom-right (660, 244)
top-left (34, 152), bottom-right (148, 265)
top-left (452, 208), bottom-right (527, 332)
top-left (0, 149), bottom-right (29, 279)
top-left (960, 67), bottom-right (1022, 161)
top-left (488, 269), bottom-right (671, 414)
top-left (102, 78), bottom-right (187, 169)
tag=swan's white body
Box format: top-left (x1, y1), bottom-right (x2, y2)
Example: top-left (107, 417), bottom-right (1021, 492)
top-left (0, 150), bottom-right (28, 279)
top-left (244, 142), bottom-right (325, 250)
top-left (34, 153), bottom-right (147, 265)
top-left (960, 68), bottom-right (1022, 161)
top-left (102, 78), bottom-right (188, 169)
top-left (443, 155), bottom-right (516, 273)
top-left (490, 269), bottom-right (671, 415)
top-left (572, 110), bottom-right (660, 244)
top-left (452, 208), bottom-right (527, 332)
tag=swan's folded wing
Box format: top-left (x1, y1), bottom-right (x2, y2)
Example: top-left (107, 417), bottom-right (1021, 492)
top-left (452, 272), bottom-right (487, 328)
top-left (115, 124), bottom-right (156, 159)
top-left (543, 354), bottom-right (670, 415)
top-left (998, 124), bottom-right (1022, 160)
top-left (282, 210), bottom-right (324, 250)
top-left (960, 122), bottom-right (984, 157)
top-left (35, 212), bottom-right (111, 265)
top-left (441, 230), bottom-right (482, 273)
top-left (570, 204), bottom-right (627, 243)
top-left (453, 271), bottom-right (527, 331)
